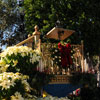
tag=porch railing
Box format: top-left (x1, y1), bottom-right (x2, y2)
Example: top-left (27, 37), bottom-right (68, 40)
top-left (16, 35), bottom-right (84, 72)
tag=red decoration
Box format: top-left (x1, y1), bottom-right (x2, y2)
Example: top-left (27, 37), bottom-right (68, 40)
top-left (58, 42), bottom-right (73, 68)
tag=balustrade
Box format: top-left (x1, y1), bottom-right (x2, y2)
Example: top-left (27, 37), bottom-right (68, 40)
top-left (15, 35), bottom-right (84, 83)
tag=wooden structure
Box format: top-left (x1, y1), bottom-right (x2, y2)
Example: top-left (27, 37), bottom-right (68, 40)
top-left (46, 27), bottom-right (75, 40)
top-left (49, 75), bottom-right (71, 84)
top-left (16, 27), bottom-right (84, 84)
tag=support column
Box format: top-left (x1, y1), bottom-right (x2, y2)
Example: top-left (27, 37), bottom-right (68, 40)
top-left (32, 25), bottom-right (41, 50)
top-left (81, 40), bottom-right (84, 72)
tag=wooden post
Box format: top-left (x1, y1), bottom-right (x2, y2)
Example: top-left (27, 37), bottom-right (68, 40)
top-left (81, 40), bottom-right (84, 72)
top-left (27, 34), bottom-right (33, 48)
top-left (32, 25), bottom-right (41, 50)
top-left (37, 39), bottom-right (41, 52)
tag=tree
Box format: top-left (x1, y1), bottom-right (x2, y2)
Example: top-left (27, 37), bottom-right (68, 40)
top-left (0, 0), bottom-right (26, 49)
top-left (24, 0), bottom-right (100, 56)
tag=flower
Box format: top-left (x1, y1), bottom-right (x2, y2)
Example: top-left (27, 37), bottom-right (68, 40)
top-left (0, 46), bottom-right (41, 73)
top-left (0, 59), bottom-right (6, 67)
top-left (10, 92), bottom-right (37, 100)
top-left (13, 60), bottom-right (18, 67)
top-left (0, 72), bottom-right (30, 91)
top-left (11, 92), bottom-right (24, 100)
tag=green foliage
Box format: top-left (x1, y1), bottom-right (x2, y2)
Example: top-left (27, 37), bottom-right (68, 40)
top-left (0, 0), bottom-right (17, 30)
top-left (49, 44), bottom-right (61, 68)
top-left (30, 71), bottom-right (53, 96)
top-left (49, 42), bottom-right (74, 71)
top-left (0, 46), bottom-right (52, 97)
top-left (0, 0), bottom-right (26, 48)
top-left (24, 0), bottom-right (100, 56)
top-left (0, 46), bottom-right (40, 75)
top-left (70, 72), bottom-right (97, 88)
top-left (0, 72), bottom-right (30, 99)
top-left (0, 80), bottom-right (25, 99)
top-left (68, 87), bottom-right (100, 100)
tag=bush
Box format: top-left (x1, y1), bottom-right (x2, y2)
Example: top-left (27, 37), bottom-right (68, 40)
top-left (0, 46), bottom-right (52, 98)
top-left (0, 72), bottom-right (31, 99)
top-left (70, 72), bottom-right (97, 88)
top-left (0, 46), bottom-right (40, 75)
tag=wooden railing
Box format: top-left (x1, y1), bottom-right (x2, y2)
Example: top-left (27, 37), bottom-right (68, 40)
top-left (41, 42), bottom-right (84, 73)
top-left (15, 35), bottom-right (84, 83)
top-left (16, 35), bottom-right (35, 46)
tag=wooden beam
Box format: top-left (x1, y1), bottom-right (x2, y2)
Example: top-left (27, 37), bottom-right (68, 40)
top-left (16, 35), bottom-right (34, 46)
top-left (49, 75), bottom-right (72, 84)
top-left (81, 40), bottom-right (84, 72)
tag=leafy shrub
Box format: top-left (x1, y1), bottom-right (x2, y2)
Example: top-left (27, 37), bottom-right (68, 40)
top-left (70, 72), bottom-right (97, 88)
top-left (0, 46), bottom-right (52, 97)
top-left (0, 72), bottom-right (31, 100)
top-left (0, 46), bottom-right (40, 75)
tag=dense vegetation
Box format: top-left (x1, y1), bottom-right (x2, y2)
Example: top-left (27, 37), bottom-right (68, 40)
top-left (0, 0), bottom-right (100, 63)
top-left (24, 0), bottom-right (100, 56)
top-left (0, 0), bottom-right (25, 48)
